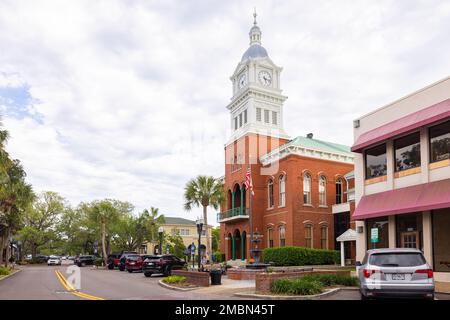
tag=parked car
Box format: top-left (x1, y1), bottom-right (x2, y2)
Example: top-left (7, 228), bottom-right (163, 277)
top-left (107, 252), bottom-right (122, 270)
top-left (118, 252), bottom-right (138, 271)
top-left (75, 255), bottom-right (96, 267)
top-left (67, 256), bottom-right (75, 261)
top-left (34, 255), bottom-right (49, 263)
top-left (143, 254), bottom-right (186, 277)
top-left (357, 248), bottom-right (435, 300)
top-left (47, 256), bottom-right (62, 266)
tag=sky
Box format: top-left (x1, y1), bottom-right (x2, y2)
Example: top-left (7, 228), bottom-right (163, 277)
top-left (0, 0), bottom-right (449, 226)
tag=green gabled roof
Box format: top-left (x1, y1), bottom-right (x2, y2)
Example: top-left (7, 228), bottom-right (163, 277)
top-left (164, 217), bottom-right (196, 225)
top-left (288, 136), bottom-right (352, 155)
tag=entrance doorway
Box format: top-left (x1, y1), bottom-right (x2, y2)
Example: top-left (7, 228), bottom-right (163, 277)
top-left (401, 231), bottom-right (419, 248)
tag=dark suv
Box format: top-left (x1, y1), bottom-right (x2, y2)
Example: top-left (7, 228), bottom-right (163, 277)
top-left (107, 252), bottom-right (122, 270)
top-left (118, 252), bottom-right (138, 271)
top-left (143, 254), bottom-right (186, 277)
top-left (75, 255), bottom-right (95, 267)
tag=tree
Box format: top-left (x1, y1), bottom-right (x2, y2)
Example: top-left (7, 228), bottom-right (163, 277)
top-left (211, 226), bottom-right (220, 252)
top-left (0, 125), bottom-right (34, 266)
top-left (18, 191), bottom-right (66, 257)
top-left (184, 176), bottom-right (225, 261)
top-left (165, 232), bottom-right (186, 258)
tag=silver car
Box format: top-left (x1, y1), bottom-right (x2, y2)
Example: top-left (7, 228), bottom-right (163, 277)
top-left (356, 248), bottom-right (434, 300)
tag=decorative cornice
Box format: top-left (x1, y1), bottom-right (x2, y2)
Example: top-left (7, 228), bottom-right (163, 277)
top-left (227, 86), bottom-right (287, 111)
top-left (260, 143), bottom-right (355, 166)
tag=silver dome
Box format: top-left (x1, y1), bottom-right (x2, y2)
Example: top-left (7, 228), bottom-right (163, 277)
top-left (241, 44), bottom-right (268, 62)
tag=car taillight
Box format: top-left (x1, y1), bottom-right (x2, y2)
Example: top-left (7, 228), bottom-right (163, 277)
top-left (415, 269), bottom-right (433, 278)
top-left (363, 268), bottom-right (380, 278)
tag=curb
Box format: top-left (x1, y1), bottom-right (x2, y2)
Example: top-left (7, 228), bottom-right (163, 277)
top-left (0, 269), bottom-right (21, 282)
top-left (234, 287), bottom-right (342, 300)
top-left (158, 280), bottom-right (200, 292)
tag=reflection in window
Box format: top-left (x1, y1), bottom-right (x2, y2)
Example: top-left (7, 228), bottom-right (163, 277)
top-left (319, 176), bottom-right (326, 206)
top-left (305, 225), bottom-right (313, 248)
top-left (430, 121), bottom-right (450, 163)
top-left (279, 175), bottom-right (286, 207)
top-left (268, 179), bottom-right (274, 208)
top-left (320, 226), bottom-right (328, 249)
top-left (279, 225), bottom-right (285, 247)
top-left (268, 228), bottom-right (273, 248)
top-left (365, 144), bottom-right (387, 179)
top-left (335, 179), bottom-right (343, 204)
top-left (303, 173), bottom-right (311, 205)
top-left (395, 132), bottom-right (421, 172)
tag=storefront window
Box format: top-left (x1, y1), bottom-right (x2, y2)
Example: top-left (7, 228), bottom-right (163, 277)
top-left (396, 213), bottom-right (423, 250)
top-left (433, 209), bottom-right (450, 272)
top-left (430, 120), bottom-right (450, 163)
top-left (365, 144), bottom-right (387, 179)
top-left (394, 132), bottom-right (421, 172)
top-left (366, 218), bottom-right (389, 249)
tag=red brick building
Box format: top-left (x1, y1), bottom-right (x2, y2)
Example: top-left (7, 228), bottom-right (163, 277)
top-left (219, 15), bottom-right (354, 262)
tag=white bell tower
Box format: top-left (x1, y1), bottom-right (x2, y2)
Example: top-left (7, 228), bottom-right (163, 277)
top-left (226, 11), bottom-right (289, 145)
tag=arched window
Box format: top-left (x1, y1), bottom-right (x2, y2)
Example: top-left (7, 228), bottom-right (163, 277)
top-left (279, 225), bottom-right (286, 247)
top-left (268, 179), bottom-right (274, 208)
top-left (303, 173), bottom-right (311, 205)
top-left (319, 175), bottom-right (327, 206)
top-left (305, 224), bottom-right (313, 248)
top-left (279, 175), bottom-right (286, 207)
top-left (267, 228), bottom-right (273, 248)
top-left (335, 178), bottom-right (343, 204)
top-left (320, 226), bottom-right (328, 249)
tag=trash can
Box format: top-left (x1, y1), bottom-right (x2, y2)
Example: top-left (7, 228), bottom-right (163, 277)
top-left (210, 269), bottom-right (222, 285)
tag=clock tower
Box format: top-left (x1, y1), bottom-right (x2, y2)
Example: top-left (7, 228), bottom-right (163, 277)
top-left (226, 11), bottom-right (289, 146)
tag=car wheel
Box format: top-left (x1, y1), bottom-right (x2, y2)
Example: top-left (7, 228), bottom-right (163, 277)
top-left (108, 264), bottom-right (114, 270)
top-left (163, 266), bottom-right (172, 277)
top-left (127, 269), bottom-right (133, 273)
top-left (144, 272), bottom-right (152, 278)
top-left (360, 291), bottom-right (369, 300)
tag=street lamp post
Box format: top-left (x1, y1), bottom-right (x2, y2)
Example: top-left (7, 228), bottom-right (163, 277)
top-left (196, 219), bottom-right (204, 271)
top-left (158, 226), bottom-right (164, 256)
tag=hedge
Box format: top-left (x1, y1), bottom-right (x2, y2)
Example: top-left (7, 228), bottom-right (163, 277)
top-left (263, 246), bottom-right (340, 266)
top-left (213, 252), bottom-right (225, 263)
top-left (0, 266), bottom-right (11, 276)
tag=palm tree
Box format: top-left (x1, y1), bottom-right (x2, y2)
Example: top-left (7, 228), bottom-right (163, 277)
top-left (184, 176), bottom-right (225, 261)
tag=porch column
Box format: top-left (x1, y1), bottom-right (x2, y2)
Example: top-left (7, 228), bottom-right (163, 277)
top-left (240, 187), bottom-right (244, 214)
top-left (232, 236), bottom-right (236, 260)
top-left (231, 191), bottom-right (235, 210)
top-left (422, 211), bottom-right (433, 267)
top-left (340, 241), bottom-right (345, 267)
top-left (388, 216), bottom-right (396, 248)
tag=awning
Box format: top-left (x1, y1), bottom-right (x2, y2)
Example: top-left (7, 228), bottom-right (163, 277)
top-left (352, 98), bottom-right (450, 153)
top-left (336, 229), bottom-right (358, 242)
top-left (352, 178), bottom-right (450, 220)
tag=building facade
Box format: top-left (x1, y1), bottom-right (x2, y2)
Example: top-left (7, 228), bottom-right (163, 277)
top-left (144, 217), bottom-right (212, 255)
top-left (219, 15), bottom-right (354, 263)
top-left (352, 76), bottom-right (450, 289)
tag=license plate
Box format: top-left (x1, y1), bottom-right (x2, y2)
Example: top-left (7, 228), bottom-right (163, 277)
top-left (392, 273), bottom-right (405, 280)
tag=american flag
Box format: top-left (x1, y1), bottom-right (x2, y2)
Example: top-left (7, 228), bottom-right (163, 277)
top-left (244, 166), bottom-right (254, 196)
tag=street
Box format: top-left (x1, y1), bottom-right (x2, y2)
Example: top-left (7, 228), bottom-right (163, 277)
top-left (0, 262), bottom-right (250, 300)
top-left (2, 262), bottom-right (450, 300)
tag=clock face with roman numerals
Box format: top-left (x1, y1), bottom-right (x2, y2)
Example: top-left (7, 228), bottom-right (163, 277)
top-left (258, 70), bottom-right (272, 86)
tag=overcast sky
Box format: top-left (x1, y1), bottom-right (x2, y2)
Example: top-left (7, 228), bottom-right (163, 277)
top-left (1, 0), bottom-right (449, 225)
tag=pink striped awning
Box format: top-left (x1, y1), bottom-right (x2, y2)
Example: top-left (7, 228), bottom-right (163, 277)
top-left (352, 98), bottom-right (450, 153)
top-left (352, 179), bottom-right (450, 220)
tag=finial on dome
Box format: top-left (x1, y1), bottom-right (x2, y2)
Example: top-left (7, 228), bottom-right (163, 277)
top-left (249, 9), bottom-right (262, 45)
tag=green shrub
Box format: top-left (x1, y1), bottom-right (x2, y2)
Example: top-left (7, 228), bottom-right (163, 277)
top-left (0, 266), bottom-right (11, 276)
top-left (94, 258), bottom-right (104, 267)
top-left (163, 275), bottom-right (187, 284)
top-left (213, 252), bottom-right (225, 263)
top-left (263, 246), bottom-right (340, 266)
top-left (302, 274), bottom-right (359, 287)
top-left (271, 278), bottom-right (323, 296)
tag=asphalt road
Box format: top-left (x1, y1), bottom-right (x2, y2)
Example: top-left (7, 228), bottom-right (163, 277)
top-left (0, 261), bottom-right (249, 300)
top-left (1, 261), bottom-right (449, 300)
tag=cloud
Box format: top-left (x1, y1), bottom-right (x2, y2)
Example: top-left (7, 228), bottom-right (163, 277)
top-left (0, 0), bottom-right (449, 226)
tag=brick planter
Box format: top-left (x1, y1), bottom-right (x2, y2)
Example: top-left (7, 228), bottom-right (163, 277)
top-left (256, 269), bottom-right (351, 293)
top-left (172, 270), bottom-right (210, 287)
top-left (227, 268), bottom-right (265, 280)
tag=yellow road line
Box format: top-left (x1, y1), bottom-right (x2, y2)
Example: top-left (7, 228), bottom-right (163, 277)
top-left (54, 270), bottom-right (104, 300)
